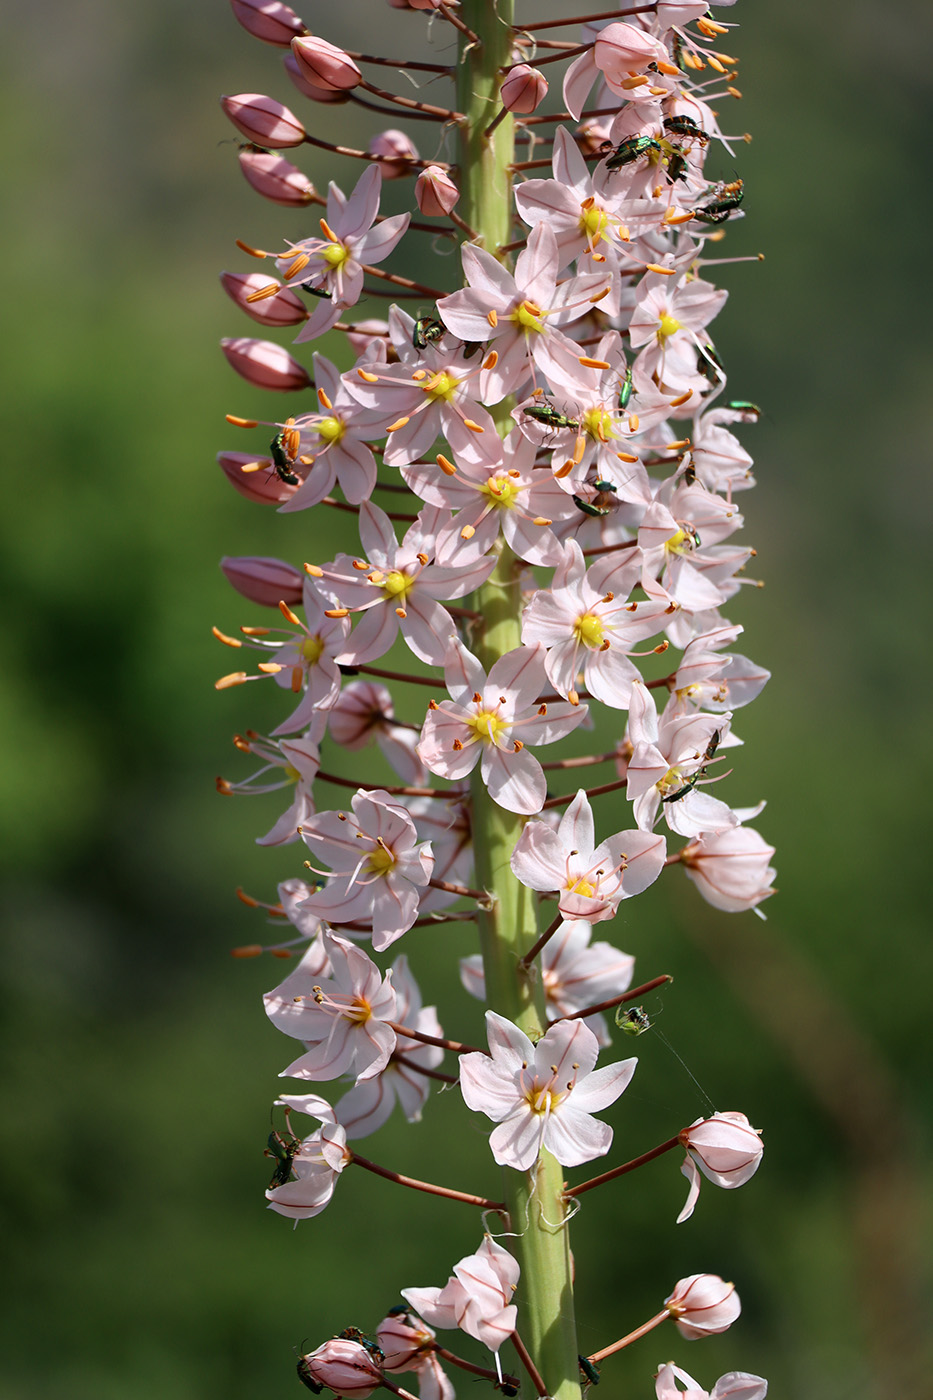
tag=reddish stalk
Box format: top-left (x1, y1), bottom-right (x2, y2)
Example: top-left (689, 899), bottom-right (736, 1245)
top-left (386, 1021), bottom-right (484, 1056)
top-left (350, 1151), bottom-right (505, 1211)
top-left (432, 1344), bottom-right (519, 1391)
top-left (565, 1136), bottom-right (682, 1199)
top-left (392, 1052), bottom-right (460, 1085)
top-left (518, 911), bottom-right (564, 970)
top-left (541, 776), bottom-right (628, 810)
top-left (516, 5), bottom-right (657, 32)
top-left (554, 973), bottom-right (673, 1024)
top-left (510, 1331), bottom-right (549, 1398)
top-left (359, 79), bottom-right (464, 123)
top-left (586, 1310), bottom-right (670, 1363)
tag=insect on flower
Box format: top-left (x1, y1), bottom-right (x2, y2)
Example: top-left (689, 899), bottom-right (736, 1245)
top-left (269, 418), bottom-right (302, 485)
top-left (602, 135), bottom-right (661, 171)
top-left (412, 315), bottom-right (445, 351)
top-left (616, 1004), bottom-right (652, 1035)
top-left (695, 179), bottom-right (745, 224)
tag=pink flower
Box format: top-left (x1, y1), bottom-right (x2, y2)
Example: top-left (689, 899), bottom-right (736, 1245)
top-left (664, 1274), bottom-right (741, 1339)
top-left (221, 269), bottom-right (308, 326)
top-left (297, 789), bottom-right (434, 950)
top-left (264, 1093), bottom-right (350, 1221)
top-left (459, 1011), bottom-right (636, 1170)
top-left (237, 148), bottom-right (315, 207)
top-left (220, 335), bottom-right (312, 391)
top-left (510, 789), bottom-right (666, 923)
top-left (415, 165), bottom-right (460, 216)
top-left (500, 64), bottom-right (548, 114)
top-left (264, 931), bottom-right (398, 1083)
top-left (218, 449), bottom-right (301, 506)
top-left (656, 1363), bottom-right (768, 1400)
top-left (328, 680), bottom-right (429, 786)
top-left (460, 918), bottom-right (634, 1047)
top-left (402, 1237), bottom-right (520, 1353)
top-left (297, 1337), bottom-right (384, 1397)
top-left (377, 1312), bottom-right (454, 1400)
top-left (290, 36), bottom-right (361, 91)
top-left (220, 92), bottom-right (305, 146)
top-left (417, 638), bottom-right (586, 814)
top-left (369, 129), bottom-right (420, 179)
top-left (230, 0), bottom-right (305, 47)
top-left (679, 826), bottom-right (776, 915)
top-left (625, 682), bottom-right (737, 837)
top-left (677, 1112), bottom-right (763, 1223)
top-left (217, 729), bottom-right (319, 846)
top-left (277, 353), bottom-right (381, 511)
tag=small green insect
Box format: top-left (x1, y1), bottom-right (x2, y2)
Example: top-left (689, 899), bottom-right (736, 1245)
top-left (665, 148), bottom-right (688, 184)
top-left (265, 1124), bottom-right (302, 1189)
top-left (617, 364), bottom-right (633, 412)
top-left (300, 281), bottom-right (332, 300)
top-left (296, 1357), bottom-right (324, 1394)
top-left (616, 1005), bottom-right (652, 1035)
top-left (579, 1355), bottom-right (601, 1387)
top-left (726, 400), bottom-right (761, 418)
top-left (269, 430), bottom-right (300, 486)
top-left (663, 114), bottom-right (709, 143)
top-left (524, 401), bottom-right (579, 432)
top-left (683, 461), bottom-right (697, 486)
top-left (696, 340), bottom-right (725, 388)
top-left (412, 316), bottom-right (444, 351)
top-left (572, 480), bottom-right (618, 518)
top-left (694, 179), bottom-right (744, 224)
top-left (338, 1328), bottom-right (384, 1363)
top-left (604, 135), bottom-right (661, 171)
top-left (661, 728), bottom-right (721, 804)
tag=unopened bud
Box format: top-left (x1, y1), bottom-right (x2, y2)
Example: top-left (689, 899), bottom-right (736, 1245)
top-left (221, 337), bottom-right (312, 392)
top-left (221, 272), bottom-right (308, 327)
top-left (291, 35), bottom-right (361, 91)
top-left (229, 0), bottom-right (306, 46)
top-left (218, 451), bottom-right (303, 505)
top-left (221, 555), bottom-right (305, 607)
top-left (297, 1339), bottom-right (384, 1398)
top-left (415, 165), bottom-right (459, 216)
top-left (283, 50), bottom-right (351, 104)
top-left (376, 1312), bottom-right (435, 1371)
top-left (664, 1274), bottom-right (741, 1339)
top-left (344, 319), bottom-right (390, 360)
top-left (368, 128), bottom-right (420, 179)
top-left (238, 148), bottom-right (314, 207)
top-left (220, 93), bottom-right (305, 147)
top-left (500, 63), bottom-right (548, 113)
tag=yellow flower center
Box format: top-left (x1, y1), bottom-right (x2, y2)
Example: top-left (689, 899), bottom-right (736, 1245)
top-left (580, 205), bottom-right (609, 242)
top-left (582, 406), bottom-right (615, 443)
top-left (321, 241), bottom-right (349, 271)
top-left (481, 473), bottom-right (521, 510)
top-left (513, 300), bottom-right (546, 335)
top-left (382, 571), bottom-right (414, 602)
top-left (283, 764), bottom-right (302, 783)
top-left (657, 313), bottom-right (683, 341)
top-left (574, 613), bottom-right (605, 649)
top-left (665, 528), bottom-right (693, 556)
top-left (317, 416), bottom-right (344, 445)
top-left (658, 766), bottom-right (683, 794)
top-left (468, 710), bottom-right (506, 744)
top-left (422, 370), bottom-right (460, 403)
top-left (300, 635), bottom-right (325, 664)
top-left (565, 875), bottom-right (595, 898)
top-left (367, 845), bottom-right (396, 877)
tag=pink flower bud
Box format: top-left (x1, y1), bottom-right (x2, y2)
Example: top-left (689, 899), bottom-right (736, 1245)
top-left (220, 93), bottom-right (305, 148)
top-left (229, 0), bottom-right (306, 46)
top-left (368, 128), bottom-right (419, 179)
top-left (221, 336), bottom-right (312, 391)
top-left (220, 272), bottom-right (308, 328)
top-left (291, 35), bottom-right (361, 92)
top-left (415, 165), bottom-right (459, 216)
top-left (376, 1310), bottom-right (434, 1371)
top-left (593, 22), bottom-right (669, 82)
top-left (664, 1274), bottom-right (741, 1340)
top-left (218, 451), bottom-right (303, 505)
top-left (283, 50), bottom-right (351, 103)
top-left (298, 1338), bottom-right (384, 1398)
top-left (221, 555), bottom-right (304, 607)
top-left (500, 64), bottom-right (549, 114)
top-left (680, 1112), bottom-right (763, 1188)
top-left (680, 827), bottom-right (776, 913)
top-left (238, 148), bottom-right (314, 207)
top-left (344, 318), bottom-right (390, 360)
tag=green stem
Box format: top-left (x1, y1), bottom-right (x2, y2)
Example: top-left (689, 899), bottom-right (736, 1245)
top-left (456, 7), bottom-right (581, 1398)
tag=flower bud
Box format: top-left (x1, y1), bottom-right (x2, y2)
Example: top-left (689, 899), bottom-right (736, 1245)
top-left (376, 1310), bottom-right (435, 1371)
top-left (291, 35), bottom-right (361, 92)
top-left (368, 128), bottom-right (419, 179)
top-left (297, 1339), bottom-right (384, 1398)
top-left (220, 555), bottom-right (304, 607)
top-left (221, 337), bottom-right (312, 392)
top-left (218, 451), bottom-right (303, 505)
top-left (283, 50), bottom-right (351, 103)
top-left (500, 63), bottom-right (549, 114)
top-left (229, 0), bottom-right (306, 46)
top-left (680, 827), bottom-right (776, 913)
top-left (680, 1112), bottom-right (763, 1188)
top-left (220, 93), bottom-right (305, 147)
top-left (238, 148), bottom-right (314, 207)
top-left (344, 319), bottom-right (390, 361)
top-left (220, 272), bottom-right (308, 328)
top-left (415, 165), bottom-right (459, 216)
top-left (664, 1274), bottom-right (741, 1340)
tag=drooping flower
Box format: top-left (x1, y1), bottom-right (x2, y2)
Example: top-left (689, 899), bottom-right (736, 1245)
top-left (664, 1274), bottom-right (741, 1340)
top-left (655, 1362), bottom-right (768, 1400)
top-left (676, 1111), bottom-right (763, 1223)
top-left (402, 1237), bottom-right (520, 1353)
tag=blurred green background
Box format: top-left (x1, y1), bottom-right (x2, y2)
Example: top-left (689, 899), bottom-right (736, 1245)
top-left (1, 1), bottom-right (930, 1398)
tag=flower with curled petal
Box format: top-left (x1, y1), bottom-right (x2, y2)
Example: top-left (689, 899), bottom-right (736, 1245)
top-left (402, 1237), bottom-right (519, 1354)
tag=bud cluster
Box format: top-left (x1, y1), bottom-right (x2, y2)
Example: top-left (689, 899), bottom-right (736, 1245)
top-left (215, 2), bottom-right (773, 1397)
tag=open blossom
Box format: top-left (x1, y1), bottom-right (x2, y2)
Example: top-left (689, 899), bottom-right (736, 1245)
top-left (217, 730), bottom-right (319, 846)
top-left (417, 638), bottom-right (587, 814)
top-left (263, 931), bottom-right (398, 1083)
top-left (677, 1112), bottom-right (763, 1223)
top-left (264, 1093), bottom-right (350, 1220)
top-left (403, 1237), bottom-right (520, 1353)
top-left (460, 917), bottom-right (634, 1047)
top-left (656, 1363), bottom-right (768, 1400)
top-left (626, 681), bottom-right (737, 837)
top-left (510, 790), bottom-right (666, 922)
top-left (459, 1011), bottom-right (636, 1170)
top-left (277, 353), bottom-right (381, 511)
top-left (297, 789), bottom-right (434, 950)
top-left (664, 1274), bottom-right (741, 1339)
top-left (328, 679), bottom-right (429, 785)
top-left (680, 826), bottom-right (776, 915)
